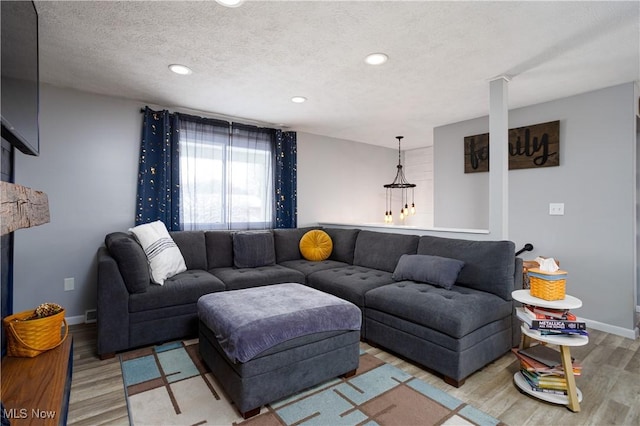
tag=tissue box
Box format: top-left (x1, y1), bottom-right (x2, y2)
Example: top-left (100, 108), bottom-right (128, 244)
top-left (522, 258), bottom-right (559, 289)
top-left (527, 267), bottom-right (567, 300)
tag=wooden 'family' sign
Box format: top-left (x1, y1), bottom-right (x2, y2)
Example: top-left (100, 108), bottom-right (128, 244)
top-left (464, 120), bottom-right (559, 173)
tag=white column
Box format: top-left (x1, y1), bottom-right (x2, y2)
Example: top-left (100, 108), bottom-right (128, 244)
top-left (489, 76), bottom-right (509, 239)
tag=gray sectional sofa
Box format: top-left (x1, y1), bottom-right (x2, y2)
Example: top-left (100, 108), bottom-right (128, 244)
top-left (97, 226), bottom-right (522, 386)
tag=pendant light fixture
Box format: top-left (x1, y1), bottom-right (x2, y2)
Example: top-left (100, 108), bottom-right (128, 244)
top-left (384, 136), bottom-right (416, 223)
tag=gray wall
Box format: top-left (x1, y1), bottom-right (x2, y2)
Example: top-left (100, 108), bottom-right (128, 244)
top-left (12, 84), bottom-right (399, 321)
top-left (435, 82), bottom-right (637, 336)
top-left (14, 84), bottom-right (142, 318)
top-left (12, 82), bottom-right (638, 337)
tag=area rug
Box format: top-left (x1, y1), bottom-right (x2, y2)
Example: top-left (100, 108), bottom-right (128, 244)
top-left (119, 339), bottom-right (504, 426)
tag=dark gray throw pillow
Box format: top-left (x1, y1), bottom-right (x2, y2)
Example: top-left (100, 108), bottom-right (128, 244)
top-left (233, 231), bottom-right (276, 268)
top-left (392, 254), bottom-right (465, 290)
top-left (105, 233), bottom-right (150, 294)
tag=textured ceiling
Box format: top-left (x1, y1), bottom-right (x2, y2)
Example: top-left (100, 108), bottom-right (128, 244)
top-left (34, 1), bottom-right (639, 149)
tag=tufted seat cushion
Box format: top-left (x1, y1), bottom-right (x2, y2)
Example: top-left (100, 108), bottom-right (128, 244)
top-left (129, 269), bottom-right (225, 313)
top-left (278, 259), bottom-right (349, 277)
top-left (365, 281), bottom-right (512, 339)
top-left (306, 265), bottom-right (395, 308)
top-left (210, 265), bottom-right (305, 290)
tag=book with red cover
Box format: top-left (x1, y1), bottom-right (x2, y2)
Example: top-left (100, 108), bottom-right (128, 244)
top-left (511, 348), bottom-right (581, 376)
top-left (526, 304), bottom-right (577, 321)
top-left (517, 344), bottom-right (574, 368)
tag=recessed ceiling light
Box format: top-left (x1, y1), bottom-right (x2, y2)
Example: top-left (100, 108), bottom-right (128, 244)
top-left (168, 64), bottom-right (193, 75)
top-left (365, 53), bottom-right (388, 65)
top-left (291, 96), bottom-right (307, 103)
top-left (215, 0), bottom-right (245, 7)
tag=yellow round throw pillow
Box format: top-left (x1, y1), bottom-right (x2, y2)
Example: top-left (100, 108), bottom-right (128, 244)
top-left (299, 230), bottom-right (333, 261)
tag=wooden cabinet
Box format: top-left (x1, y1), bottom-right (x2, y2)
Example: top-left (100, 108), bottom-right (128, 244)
top-left (1, 336), bottom-right (73, 425)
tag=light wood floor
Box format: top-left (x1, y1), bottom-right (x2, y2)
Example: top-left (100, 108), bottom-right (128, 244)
top-left (67, 323), bottom-right (639, 426)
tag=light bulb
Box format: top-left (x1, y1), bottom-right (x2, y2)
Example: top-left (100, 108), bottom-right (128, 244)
top-left (400, 211), bottom-right (405, 220)
top-left (403, 204), bottom-right (409, 216)
top-left (411, 203), bottom-right (416, 215)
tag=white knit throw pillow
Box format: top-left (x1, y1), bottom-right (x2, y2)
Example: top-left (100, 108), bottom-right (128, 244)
top-left (129, 220), bottom-right (186, 285)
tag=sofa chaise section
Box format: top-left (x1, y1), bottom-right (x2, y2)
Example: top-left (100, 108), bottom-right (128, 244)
top-left (363, 235), bottom-right (522, 386)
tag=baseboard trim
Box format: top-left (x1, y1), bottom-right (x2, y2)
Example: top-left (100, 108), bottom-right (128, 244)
top-left (66, 314), bottom-right (86, 326)
top-left (585, 318), bottom-right (638, 340)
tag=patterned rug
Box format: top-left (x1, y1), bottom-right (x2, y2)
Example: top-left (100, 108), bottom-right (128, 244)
top-left (119, 339), bottom-right (504, 426)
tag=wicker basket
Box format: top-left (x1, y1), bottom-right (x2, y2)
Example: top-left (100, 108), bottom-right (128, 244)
top-left (527, 268), bottom-right (567, 301)
top-left (3, 309), bottom-right (68, 357)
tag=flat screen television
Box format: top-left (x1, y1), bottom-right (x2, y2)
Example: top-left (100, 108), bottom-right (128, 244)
top-left (1, 0), bottom-right (39, 156)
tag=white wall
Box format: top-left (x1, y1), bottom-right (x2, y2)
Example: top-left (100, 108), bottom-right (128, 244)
top-left (404, 147), bottom-right (434, 228)
top-left (297, 132), bottom-right (396, 226)
top-left (14, 84), bottom-right (143, 319)
top-left (434, 82), bottom-right (638, 337)
top-left (297, 133), bottom-right (434, 228)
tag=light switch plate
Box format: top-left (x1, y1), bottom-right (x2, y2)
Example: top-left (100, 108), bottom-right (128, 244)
top-left (64, 277), bottom-right (74, 291)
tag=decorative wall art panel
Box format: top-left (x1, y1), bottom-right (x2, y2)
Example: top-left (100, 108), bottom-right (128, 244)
top-left (464, 120), bottom-right (560, 173)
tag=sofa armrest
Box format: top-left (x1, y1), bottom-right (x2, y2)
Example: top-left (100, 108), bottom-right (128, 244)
top-left (97, 246), bottom-right (131, 356)
top-left (512, 257), bottom-right (524, 347)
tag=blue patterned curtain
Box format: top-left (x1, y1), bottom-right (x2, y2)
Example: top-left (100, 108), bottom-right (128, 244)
top-left (274, 130), bottom-right (297, 228)
top-left (135, 107), bottom-right (181, 230)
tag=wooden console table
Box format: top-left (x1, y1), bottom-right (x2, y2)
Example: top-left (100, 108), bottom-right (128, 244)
top-left (1, 336), bottom-right (73, 425)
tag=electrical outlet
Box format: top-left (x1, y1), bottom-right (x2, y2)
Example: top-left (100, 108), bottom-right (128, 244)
top-left (64, 277), bottom-right (74, 291)
top-left (549, 203), bottom-right (564, 216)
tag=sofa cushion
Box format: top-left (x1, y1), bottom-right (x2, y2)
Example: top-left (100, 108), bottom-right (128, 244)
top-left (325, 228), bottom-right (360, 264)
top-left (272, 227), bottom-right (318, 262)
top-left (306, 266), bottom-right (395, 308)
top-left (210, 265), bottom-right (305, 291)
top-left (205, 231), bottom-right (234, 269)
top-left (129, 270), bottom-right (226, 313)
top-left (105, 232), bottom-right (150, 294)
top-left (170, 231), bottom-right (207, 270)
top-left (299, 230), bottom-right (333, 261)
top-left (233, 231), bottom-right (276, 268)
top-left (365, 281), bottom-right (513, 338)
top-left (129, 220), bottom-right (187, 285)
top-left (353, 230), bottom-right (419, 273)
top-left (392, 254), bottom-right (465, 290)
top-left (417, 236), bottom-right (515, 300)
top-left (279, 259), bottom-right (350, 277)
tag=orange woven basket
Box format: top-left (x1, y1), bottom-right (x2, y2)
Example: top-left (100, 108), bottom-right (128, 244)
top-left (3, 309), bottom-right (68, 357)
top-left (527, 268), bottom-right (567, 301)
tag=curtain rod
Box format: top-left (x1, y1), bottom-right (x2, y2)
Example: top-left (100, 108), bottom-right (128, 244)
top-left (139, 106), bottom-right (288, 129)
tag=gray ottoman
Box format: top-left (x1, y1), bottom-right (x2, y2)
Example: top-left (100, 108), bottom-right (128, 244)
top-left (197, 283), bottom-right (361, 419)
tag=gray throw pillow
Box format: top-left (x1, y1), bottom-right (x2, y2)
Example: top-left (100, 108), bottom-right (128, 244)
top-left (392, 254), bottom-right (465, 290)
top-left (105, 234), bottom-right (150, 294)
top-left (233, 231), bottom-right (276, 268)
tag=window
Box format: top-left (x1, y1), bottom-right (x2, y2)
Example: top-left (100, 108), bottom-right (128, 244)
top-left (178, 117), bottom-right (274, 230)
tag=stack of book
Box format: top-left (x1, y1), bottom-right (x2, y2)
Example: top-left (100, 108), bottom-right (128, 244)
top-left (515, 304), bottom-right (588, 336)
top-left (512, 344), bottom-right (582, 395)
